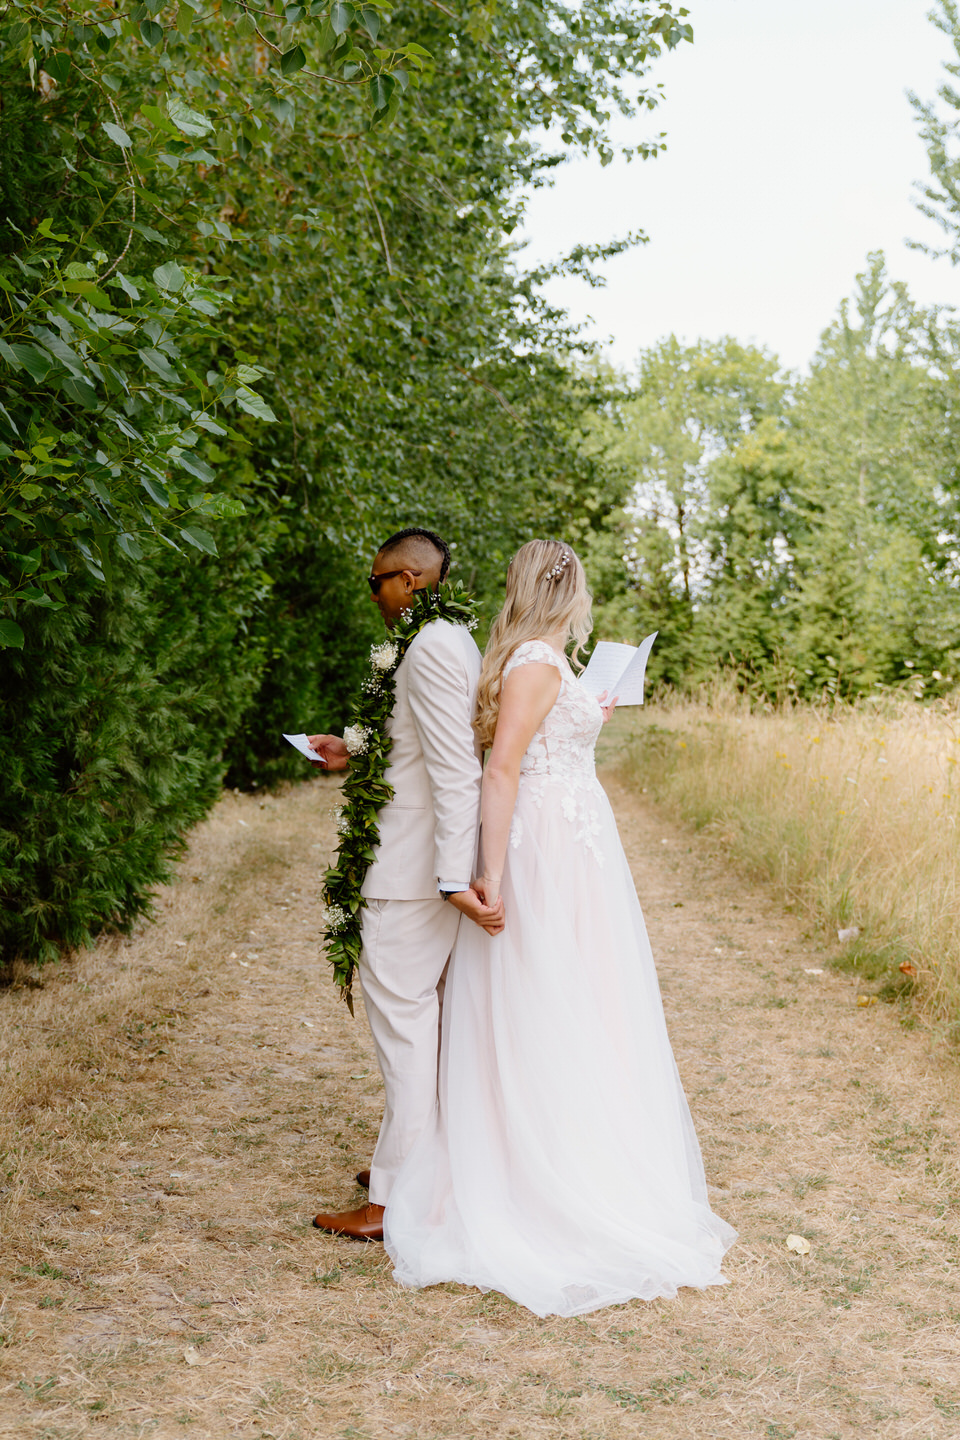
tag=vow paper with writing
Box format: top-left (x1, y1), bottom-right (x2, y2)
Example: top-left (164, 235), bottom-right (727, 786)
top-left (578, 633), bottom-right (658, 707)
top-left (283, 732), bottom-right (326, 763)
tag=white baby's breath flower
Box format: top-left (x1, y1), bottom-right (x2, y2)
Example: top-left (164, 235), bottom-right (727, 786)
top-left (332, 805), bottom-right (351, 837)
top-left (343, 724), bottom-right (370, 756)
top-left (324, 904), bottom-right (350, 934)
top-left (370, 640), bottom-right (399, 672)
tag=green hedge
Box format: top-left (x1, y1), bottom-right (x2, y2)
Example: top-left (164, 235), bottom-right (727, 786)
top-left (0, 502), bottom-right (399, 968)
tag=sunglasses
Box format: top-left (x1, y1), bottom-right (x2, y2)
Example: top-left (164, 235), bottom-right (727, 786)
top-left (367, 567), bottom-right (422, 595)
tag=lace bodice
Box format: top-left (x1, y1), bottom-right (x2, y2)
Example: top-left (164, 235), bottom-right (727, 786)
top-left (502, 640), bottom-right (602, 780)
top-left (501, 640), bottom-right (606, 866)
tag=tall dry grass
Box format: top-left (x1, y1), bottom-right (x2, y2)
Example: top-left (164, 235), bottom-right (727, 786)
top-left (610, 683), bottom-right (960, 1039)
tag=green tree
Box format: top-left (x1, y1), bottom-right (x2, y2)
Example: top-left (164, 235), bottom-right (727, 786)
top-left (0, 0), bottom-right (695, 964)
top-left (699, 416), bottom-right (800, 686)
top-left (581, 337), bottom-right (786, 682)
top-left (910, 0), bottom-right (960, 267)
top-left (783, 256), bottom-right (960, 694)
top-left (602, 260), bottom-right (960, 700)
top-left (183, 0), bottom-right (696, 773)
top-left (1, 0), bottom-right (694, 638)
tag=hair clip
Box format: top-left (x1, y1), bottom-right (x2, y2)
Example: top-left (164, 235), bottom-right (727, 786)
top-left (546, 549), bottom-right (571, 581)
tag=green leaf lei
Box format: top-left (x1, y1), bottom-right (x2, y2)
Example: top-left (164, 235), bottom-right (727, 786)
top-left (322, 582), bottom-right (479, 1013)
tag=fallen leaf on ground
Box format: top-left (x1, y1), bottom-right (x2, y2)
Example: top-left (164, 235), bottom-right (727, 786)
top-left (899, 961), bottom-right (917, 977)
top-left (804, 968), bottom-right (824, 975)
top-left (785, 1234), bottom-right (811, 1256)
top-left (838, 926), bottom-right (861, 943)
top-left (857, 995), bottom-right (878, 1007)
top-left (183, 1346), bottom-right (206, 1366)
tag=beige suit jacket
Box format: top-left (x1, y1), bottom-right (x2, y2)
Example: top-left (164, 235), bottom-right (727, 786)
top-left (360, 618), bottom-right (483, 901)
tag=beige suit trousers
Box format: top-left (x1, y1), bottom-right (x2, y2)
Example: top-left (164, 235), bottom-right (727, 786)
top-left (358, 896), bottom-right (462, 1206)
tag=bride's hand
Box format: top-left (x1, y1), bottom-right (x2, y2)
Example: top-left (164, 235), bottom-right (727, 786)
top-left (596, 690), bottom-right (619, 723)
top-left (476, 874), bottom-right (501, 909)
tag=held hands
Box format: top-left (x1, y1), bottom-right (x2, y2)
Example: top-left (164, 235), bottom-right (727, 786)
top-left (596, 690), bottom-right (619, 724)
top-left (447, 884), bottom-right (504, 935)
top-left (306, 733), bottom-right (349, 771)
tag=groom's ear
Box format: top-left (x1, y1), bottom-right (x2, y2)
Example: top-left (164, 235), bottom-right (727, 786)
top-left (406, 567), bottom-right (435, 594)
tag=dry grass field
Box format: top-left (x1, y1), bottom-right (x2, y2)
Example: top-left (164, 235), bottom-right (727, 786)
top-left (3, 739), bottom-right (960, 1438)
top-left (617, 689), bottom-right (960, 1039)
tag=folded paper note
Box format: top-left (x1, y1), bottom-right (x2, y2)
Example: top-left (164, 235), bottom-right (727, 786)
top-left (578, 633), bottom-right (658, 707)
top-left (283, 732), bottom-right (325, 763)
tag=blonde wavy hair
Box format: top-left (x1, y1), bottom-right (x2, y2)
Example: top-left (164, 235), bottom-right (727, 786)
top-left (474, 539), bottom-right (592, 750)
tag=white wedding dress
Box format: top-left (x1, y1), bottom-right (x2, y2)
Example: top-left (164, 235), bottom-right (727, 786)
top-left (383, 640), bottom-right (736, 1317)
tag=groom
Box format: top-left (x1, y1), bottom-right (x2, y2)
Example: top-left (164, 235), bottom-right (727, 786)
top-left (308, 527), bottom-right (502, 1241)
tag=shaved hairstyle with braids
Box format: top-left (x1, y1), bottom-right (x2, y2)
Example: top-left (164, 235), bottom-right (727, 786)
top-left (377, 527), bottom-right (451, 585)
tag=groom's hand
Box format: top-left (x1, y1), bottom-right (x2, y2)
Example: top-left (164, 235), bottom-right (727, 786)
top-left (307, 733), bottom-right (349, 771)
top-left (447, 887), bottom-right (505, 935)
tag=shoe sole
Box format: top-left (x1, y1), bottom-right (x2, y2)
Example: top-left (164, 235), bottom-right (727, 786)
top-left (311, 1219), bottom-right (382, 1241)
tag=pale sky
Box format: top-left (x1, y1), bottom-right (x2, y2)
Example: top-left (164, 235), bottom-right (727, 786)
top-left (520, 0), bottom-right (958, 373)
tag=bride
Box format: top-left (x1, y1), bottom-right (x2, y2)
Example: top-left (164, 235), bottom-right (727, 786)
top-left (383, 539), bottom-right (736, 1317)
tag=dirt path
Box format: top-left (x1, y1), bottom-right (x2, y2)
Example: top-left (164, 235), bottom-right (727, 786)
top-left (4, 762), bottom-right (960, 1439)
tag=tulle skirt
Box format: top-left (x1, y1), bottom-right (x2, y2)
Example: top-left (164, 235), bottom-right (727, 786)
top-left (384, 774), bottom-right (736, 1318)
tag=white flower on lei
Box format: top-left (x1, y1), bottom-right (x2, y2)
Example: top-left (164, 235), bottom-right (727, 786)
top-left (332, 805), bottom-right (350, 837)
top-left (370, 640), bottom-right (399, 672)
top-left (324, 904), bottom-right (350, 934)
top-left (343, 724), bottom-right (370, 756)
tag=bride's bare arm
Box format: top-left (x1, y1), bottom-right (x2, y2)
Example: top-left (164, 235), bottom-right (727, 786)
top-left (477, 663), bottom-right (561, 906)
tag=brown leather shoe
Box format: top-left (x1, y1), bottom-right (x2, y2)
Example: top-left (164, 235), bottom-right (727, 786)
top-left (355, 1168), bottom-right (371, 1189)
top-left (312, 1202), bottom-right (384, 1240)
